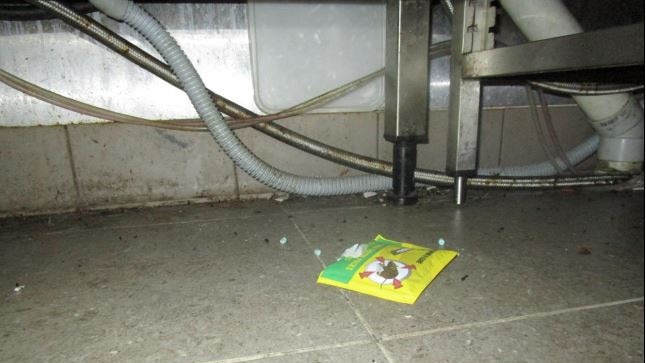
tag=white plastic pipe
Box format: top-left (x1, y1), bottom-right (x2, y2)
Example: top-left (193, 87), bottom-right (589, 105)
top-left (500, 0), bottom-right (644, 173)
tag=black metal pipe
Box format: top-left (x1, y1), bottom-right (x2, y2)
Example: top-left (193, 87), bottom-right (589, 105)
top-left (392, 140), bottom-right (419, 205)
top-left (0, 2), bottom-right (95, 21)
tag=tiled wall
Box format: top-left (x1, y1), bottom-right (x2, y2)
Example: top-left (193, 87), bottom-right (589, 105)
top-left (0, 106), bottom-right (595, 216)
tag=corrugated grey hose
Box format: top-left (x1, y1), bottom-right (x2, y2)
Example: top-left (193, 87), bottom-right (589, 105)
top-left (480, 134), bottom-right (599, 176)
top-left (89, 0), bottom-right (390, 195)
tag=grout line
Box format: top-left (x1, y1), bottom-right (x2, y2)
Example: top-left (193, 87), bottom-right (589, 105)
top-left (199, 339), bottom-right (373, 363)
top-left (196, 294), bottom-right (638, 363)
top-left (38, 204), bottom-right (370, 236)
top-left (281, 204), bottom-right (396, 363)
top-left (286, 205), bottom-right (371, 216)
top-left (381, 297), bottom-right (645, 342)
top-left (41, 211), bottom-right (288, 236)
top-left (337, 289), bottom-right (397, 363)
top-left (63, 125), bottom-right (82, 212)
top-left (375, 112), bottom-right (380, 158)
top-left (280, 205), bottom-right (328, 267)
top-left (232, 163), bottom-right (241, 200)
top-left (454, 103), bottom-right (579, 111)
top-left (496, 109), bottom-right (505, 169)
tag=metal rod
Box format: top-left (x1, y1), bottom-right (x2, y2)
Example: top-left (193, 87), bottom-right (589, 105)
top-left (454, 176), bottom-right (467, 205)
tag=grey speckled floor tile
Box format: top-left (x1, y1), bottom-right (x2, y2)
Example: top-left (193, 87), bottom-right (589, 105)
top-left (382, 301), bottom-right (644, 363)
top-left (0, 214), bottom-right (371, 363)
top-left (290, 191), bottom-right (644, 337)
top-left (0, 190), bottom-right (642, 363)
top-left (0, 199), bottom-right (284, 239)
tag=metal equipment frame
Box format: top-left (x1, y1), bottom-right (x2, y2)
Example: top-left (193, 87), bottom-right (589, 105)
top-left (446, 0), bottom-right (644, 205)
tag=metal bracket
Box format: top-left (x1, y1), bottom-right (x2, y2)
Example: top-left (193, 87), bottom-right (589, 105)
top-left (462, 23), bottom-right (644, 79)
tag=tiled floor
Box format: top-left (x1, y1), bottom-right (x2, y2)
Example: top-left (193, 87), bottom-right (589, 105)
top-left (0, 189), bottom-right (643, 362)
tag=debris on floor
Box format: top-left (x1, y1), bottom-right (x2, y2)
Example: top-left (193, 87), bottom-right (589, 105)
top-left (13, 284), bottom-right (25, 292)
top-left (314, 249), bottom-right (321, 256)
top-left (274, 195), bottom-right (289, 203)
top-left (578, 246), bottom-right (592, 255)
top-left (317, 235), bottom-right (458, 304)
top-left (438, 238), bottom-right (446, 247)
top-left (279, 236), bottom-right (288, 245)
top-left (362, 191), bottom-right (377, 198)
top-left (338, 243), bottom-right (368, 259)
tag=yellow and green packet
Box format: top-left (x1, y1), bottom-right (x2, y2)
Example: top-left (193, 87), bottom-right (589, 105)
top-left (317, 235), bottom-right (458, 304)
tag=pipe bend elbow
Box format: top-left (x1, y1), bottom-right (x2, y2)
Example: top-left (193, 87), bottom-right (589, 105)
top-left (88, 0), bottom-right (130, 21)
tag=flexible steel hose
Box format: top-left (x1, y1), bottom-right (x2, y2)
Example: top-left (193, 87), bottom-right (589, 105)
top-left (7, 63), bottom-right (624, 188)
top-left (26, 0), bottom-right (630, 189)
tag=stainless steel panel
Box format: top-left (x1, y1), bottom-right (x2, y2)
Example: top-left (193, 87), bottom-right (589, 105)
top-left (0, 3), bottom-right (255, 127)
top-left (0, 2), bottom-right (574, 127)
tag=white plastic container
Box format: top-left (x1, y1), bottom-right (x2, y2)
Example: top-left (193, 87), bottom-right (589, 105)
top-left (248, 1), bottom-right (386, 113)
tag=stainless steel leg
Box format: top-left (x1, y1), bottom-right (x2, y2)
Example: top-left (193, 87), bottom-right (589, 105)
top-left (446, 0), bottom-right (494, 205)
top-left (384, 0), bottom-right (431, 206)
top-left (454, 175), bottom-right (467, 205)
